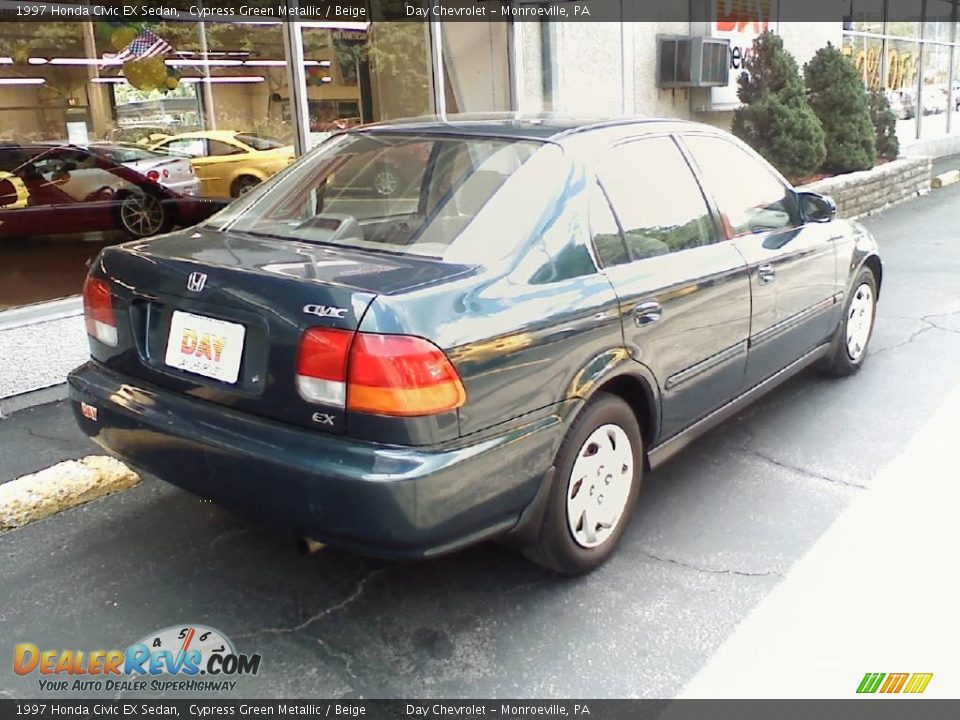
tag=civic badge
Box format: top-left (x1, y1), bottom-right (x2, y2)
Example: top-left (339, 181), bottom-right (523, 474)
top-left (186, 272), bottom-right (208, 292)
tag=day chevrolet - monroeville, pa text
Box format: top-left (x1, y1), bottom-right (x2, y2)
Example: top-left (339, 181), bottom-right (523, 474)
top-left (67, 115), bottom-right (881, 574)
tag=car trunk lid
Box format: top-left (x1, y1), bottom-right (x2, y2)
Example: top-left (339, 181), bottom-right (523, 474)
top-left (91, 226), bottom-right (472, 435)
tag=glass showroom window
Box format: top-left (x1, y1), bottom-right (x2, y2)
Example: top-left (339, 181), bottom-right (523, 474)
top-left (299, 22), bottom-right (436, 151)
top-left (0, 19), bottom-right (296, 310)
top-left (844, 0), bottom-right (960, 141)
top-left (921, 43), bottom-right (952, 136)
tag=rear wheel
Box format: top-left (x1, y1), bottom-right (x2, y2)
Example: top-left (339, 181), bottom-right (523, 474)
top-left (231, 175), bottom-right (260, 198)
top-left (118, 192), bottom-right (168, 239)
top-left (823, 267), bottom-right (878, 376)
top-left (522, 393), bottom-right (642, 574)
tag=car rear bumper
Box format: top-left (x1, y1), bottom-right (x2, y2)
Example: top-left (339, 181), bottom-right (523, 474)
top-left (165, 178), bottom-right (201, 196)
top-left (67, 362), bottom-right (567, 559)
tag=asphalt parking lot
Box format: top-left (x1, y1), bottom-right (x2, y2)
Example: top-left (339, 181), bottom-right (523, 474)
top-left (2, 182), bottom-right (959, 700)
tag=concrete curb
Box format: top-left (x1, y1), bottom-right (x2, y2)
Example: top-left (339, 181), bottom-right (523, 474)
top-left (0, 456), bottom-right (139, 530)
top-left (0, 383), bottom-right (68, 418)
top-left (931, 169), bottom-right (960, 188)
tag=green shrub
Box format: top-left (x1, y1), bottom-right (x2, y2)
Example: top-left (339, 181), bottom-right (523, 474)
top-left (867, 89), bottom-right (901, 160)
top-left (805, 43), bottom-right (877, 172)
top-left (732, 32), bottom-right (825, 181)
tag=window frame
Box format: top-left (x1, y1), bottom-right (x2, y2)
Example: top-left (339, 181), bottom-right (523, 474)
top-left (591, 132), bottom-right (728, 268)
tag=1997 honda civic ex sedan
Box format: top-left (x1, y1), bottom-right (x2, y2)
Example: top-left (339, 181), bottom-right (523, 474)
top-left (68, 115), bottom-right (882, 574)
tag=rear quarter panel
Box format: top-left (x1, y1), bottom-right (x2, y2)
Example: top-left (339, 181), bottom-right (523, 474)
top-left (357, 162), bottom-right (627, 440)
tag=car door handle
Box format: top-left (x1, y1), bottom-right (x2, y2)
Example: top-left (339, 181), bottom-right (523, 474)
top-left (634, 301), bottom-right (662, 325)
top-left (757, 264), bottom-right (776, 284)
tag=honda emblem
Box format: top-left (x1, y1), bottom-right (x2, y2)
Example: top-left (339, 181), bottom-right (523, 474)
top-left (186, 272), bottom-right (207, 292)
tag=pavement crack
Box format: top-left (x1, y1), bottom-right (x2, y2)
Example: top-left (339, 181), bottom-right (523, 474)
top-left (640, 550), bottom-right (782, 578)
top-left (738, 445), bottom-right (868, 490)
top-left (237, 567), bottom-right (388, 640)
top-left (873, 311), bottom-right (960, 355)
top-left (209, 526), bottom-right (252, 549)
top-left (24, 427), bottom-right (75, 443)
top-left (315, 636), bottom-right (360, 689)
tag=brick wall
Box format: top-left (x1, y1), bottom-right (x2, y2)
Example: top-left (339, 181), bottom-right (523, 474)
top-left (798, 157), bottom-right (932, 219)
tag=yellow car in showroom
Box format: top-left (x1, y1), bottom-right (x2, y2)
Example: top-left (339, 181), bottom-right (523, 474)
top-left (149, 130), bottom-right (294, 199)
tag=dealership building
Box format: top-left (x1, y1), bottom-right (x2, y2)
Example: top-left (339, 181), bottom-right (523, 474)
top-left (1, 1), bottom-right (959, 405)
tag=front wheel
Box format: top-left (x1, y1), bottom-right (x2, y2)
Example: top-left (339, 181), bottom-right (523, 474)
top-left (118, 192), bottom-right (168, 239)
top-left (823, 267), bottom-right (878, 376)
top-left (522, 393), bottom-right (643, 574)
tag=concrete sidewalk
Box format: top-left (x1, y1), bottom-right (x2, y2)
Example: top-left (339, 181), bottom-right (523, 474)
top-left (680, 381), bottom-right (960, 698)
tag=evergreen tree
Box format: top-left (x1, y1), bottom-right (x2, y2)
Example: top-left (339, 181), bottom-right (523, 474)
top-left (867, 89), bottom-right (901, 161)
top-left (805, 43), bottom-right (877, 173)
top-left (731, 32), bottom-right (825, 181)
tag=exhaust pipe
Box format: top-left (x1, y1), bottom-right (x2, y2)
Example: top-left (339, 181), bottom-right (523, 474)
top-left (298, 536), bottom-right (326, 554)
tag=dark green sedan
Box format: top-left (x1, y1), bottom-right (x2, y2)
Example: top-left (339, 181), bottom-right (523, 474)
top-left (68, 115), bottom-right (881, 574)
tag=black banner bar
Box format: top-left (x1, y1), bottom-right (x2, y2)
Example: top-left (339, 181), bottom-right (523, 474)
top-left (1, 700), bottom-right (960, 720)
top-left (0, 0), bottom-right (916, 24)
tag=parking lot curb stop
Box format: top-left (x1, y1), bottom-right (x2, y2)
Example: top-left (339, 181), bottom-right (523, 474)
top-left (0, 456), bottom-right (139, 530)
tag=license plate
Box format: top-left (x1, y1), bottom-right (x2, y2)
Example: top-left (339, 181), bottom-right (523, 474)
top-left (164, 310), bottom-right (245, 384)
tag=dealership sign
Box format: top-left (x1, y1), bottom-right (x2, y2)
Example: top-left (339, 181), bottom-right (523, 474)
top-left (710, 0), bottom-right (777, 109)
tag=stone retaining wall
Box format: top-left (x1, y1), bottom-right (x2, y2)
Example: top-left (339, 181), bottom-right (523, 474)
top-left (798, 157), bottom-right (932, 219)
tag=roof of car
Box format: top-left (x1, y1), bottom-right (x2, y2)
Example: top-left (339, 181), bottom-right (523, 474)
top-left (355, 112), bottom-right (703, 141)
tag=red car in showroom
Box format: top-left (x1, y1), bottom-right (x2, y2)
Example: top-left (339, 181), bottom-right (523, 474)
top-left (0, 143), bottom-right (225, 239)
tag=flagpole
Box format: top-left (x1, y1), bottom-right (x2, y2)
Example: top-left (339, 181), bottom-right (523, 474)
top-left (197, 3), bottom-right (217, 131)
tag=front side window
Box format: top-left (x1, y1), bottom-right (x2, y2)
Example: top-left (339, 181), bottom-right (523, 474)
top-left (209, 133), bottom-right (564, 264)
top-left (597, 136), bottom-right (716, 261)
top-left (683, 135), bottom-right (799, 238)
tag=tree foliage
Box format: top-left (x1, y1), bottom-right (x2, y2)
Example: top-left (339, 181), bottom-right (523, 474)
top-left (805, 43), bottom-right (876, 173)
top-left (867, 89), bottom-right (900, 161)
top-left (731, 32), bottom-right (825, 181)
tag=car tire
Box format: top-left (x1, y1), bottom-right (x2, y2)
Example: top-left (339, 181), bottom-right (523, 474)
top-left (231, 176), bottom-right (260, 198)
top-left (118, 191), bottom-right (170, 239)
top-left (822, 266), bottom-right (878, 377)
top-left (522, 393), bottom-right (643, 575)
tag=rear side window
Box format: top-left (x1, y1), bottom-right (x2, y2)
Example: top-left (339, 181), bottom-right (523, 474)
top-left (208, 140), bottom-right (245, 157)
top-left (589, 183), bottom-right (628, 268)
top-left (212, 133), bottom-right (563, 264)
top-left (162, 138), bottom-right (206, 158)
top-left (683, 135), bottom-right (799, 237)
top-left (597, 136), bottom-right (716, 261)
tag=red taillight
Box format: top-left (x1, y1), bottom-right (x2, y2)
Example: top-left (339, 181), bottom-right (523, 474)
top-left (82, 276), bottom-right (117, 347)
top-left (296, 329), bottom-right (466, 417)
top-left (296, 327), bottom-right (352, 405)
top-left (348, 334), bottom-right (466, 416)
top-left (146, 170), bottom-right (160, 182)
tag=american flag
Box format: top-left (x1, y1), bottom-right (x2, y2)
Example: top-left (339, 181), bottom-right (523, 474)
top-left (105, 30), bottom-right (172, 63)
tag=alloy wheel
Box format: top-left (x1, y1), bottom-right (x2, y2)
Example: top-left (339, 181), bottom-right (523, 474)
top-left (373, 169), bottom-right (399, 197)
top-left (120, 193), bottom-right (164, 238)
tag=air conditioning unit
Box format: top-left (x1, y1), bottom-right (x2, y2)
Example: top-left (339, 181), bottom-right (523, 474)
top-left (657, 36), bottom-right (731, 89)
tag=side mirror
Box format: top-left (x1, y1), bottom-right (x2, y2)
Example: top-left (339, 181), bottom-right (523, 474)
top-left (798, 191), bottom-right (837, 223)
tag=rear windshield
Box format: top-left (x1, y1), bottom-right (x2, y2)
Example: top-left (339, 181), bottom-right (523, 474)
top-left (94, 145), bottom-right (164, 164)
top-left (208, 133), bottom-right (565, 264)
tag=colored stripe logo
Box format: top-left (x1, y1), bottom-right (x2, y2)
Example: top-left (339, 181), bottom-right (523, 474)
top-left (857, 672), bottom-right (933, 694)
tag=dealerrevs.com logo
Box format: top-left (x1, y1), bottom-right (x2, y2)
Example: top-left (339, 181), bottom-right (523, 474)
top-left (14, 625), bottom-right (262, 693)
